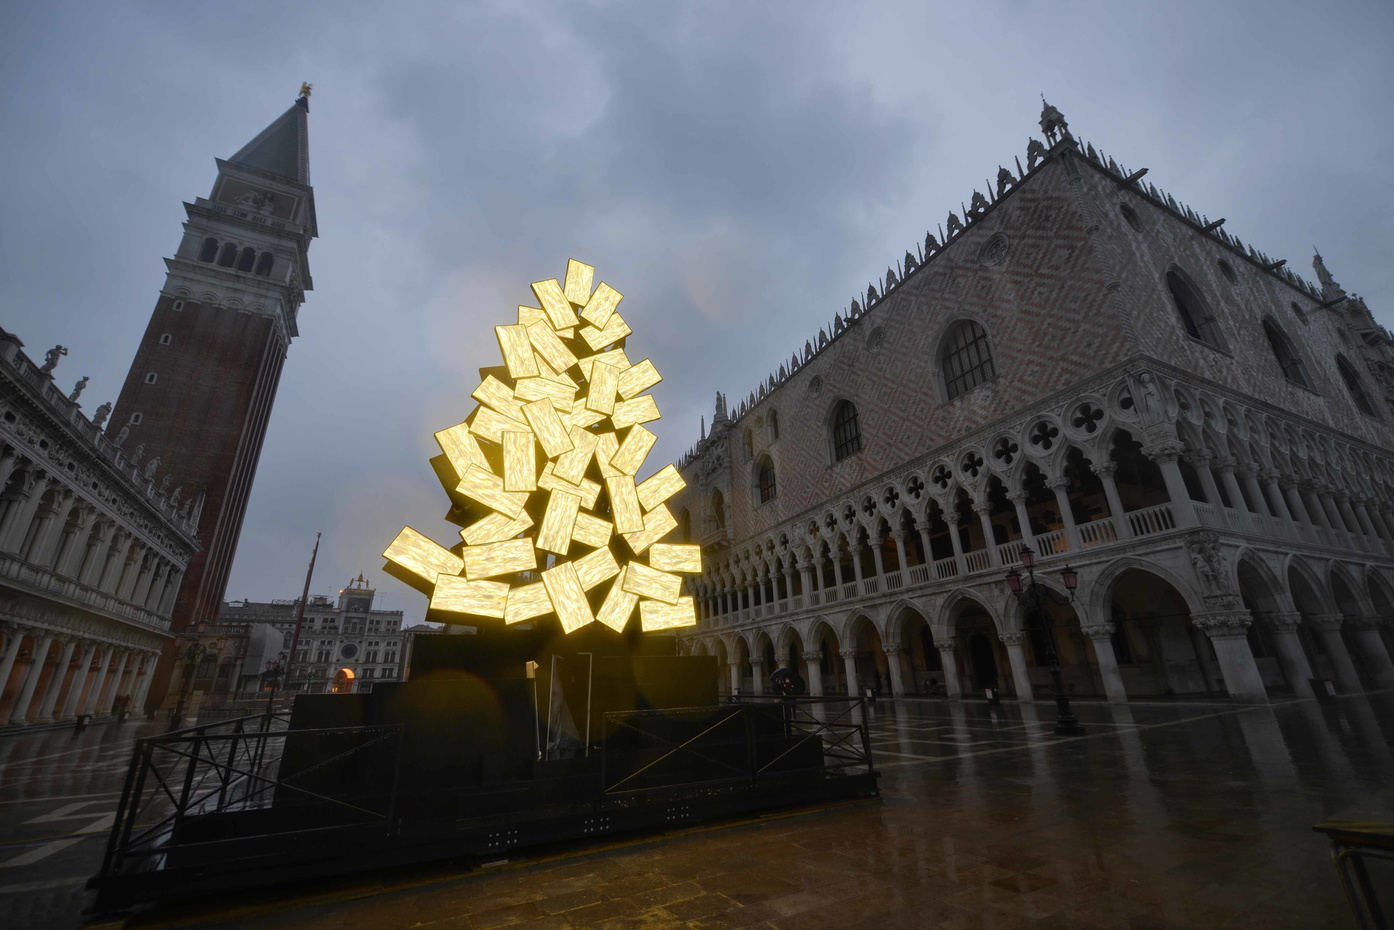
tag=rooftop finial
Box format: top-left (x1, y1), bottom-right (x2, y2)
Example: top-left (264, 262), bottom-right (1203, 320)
top-left (1312, 247), bottom-right (1345, 301)
top-left (1039, 97), bottom-right (1070, 145)
top-left (299, 81), bottom-right (313, 99)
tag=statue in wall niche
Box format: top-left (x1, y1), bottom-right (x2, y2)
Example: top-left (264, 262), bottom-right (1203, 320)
top-left (114, 426), bottom-right (128, 448)
top-left (1186, 530), bottom-right (1227, 594)
top-left (69, 376), bottom-right (89, 402)
top-left (1026, 137), bottom-right (1047, 170)
top-left (92, 402), bottom-right (112, 428)
top-left (40, 345), bottom-right (67, 374)
top-left (996, 166), bottom-right (1015, 197)
top-left (946, 212), bottom-right (965, 236)
top-left (1135, 371), bottom-right (1165, 424)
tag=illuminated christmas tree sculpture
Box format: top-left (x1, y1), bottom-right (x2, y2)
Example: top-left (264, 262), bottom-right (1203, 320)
top-left (382, 260), bottom-right (700, 636)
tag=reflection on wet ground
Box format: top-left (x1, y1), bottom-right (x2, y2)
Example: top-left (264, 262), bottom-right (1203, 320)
top-left (3, 694), bottom-right (1393, 928)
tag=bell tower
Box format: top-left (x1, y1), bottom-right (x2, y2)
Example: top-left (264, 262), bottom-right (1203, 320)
top-left (110, 89), bottom-right (318, 709)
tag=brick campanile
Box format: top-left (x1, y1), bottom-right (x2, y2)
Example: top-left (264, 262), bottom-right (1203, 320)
top-left (111, 92), bottom-right (317, 710)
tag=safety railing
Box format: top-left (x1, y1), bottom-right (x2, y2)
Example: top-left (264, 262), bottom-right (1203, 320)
top-left (97, 711), bottom-right (404, 883)
top-left (1078, 517), bottom-right (1118, 548)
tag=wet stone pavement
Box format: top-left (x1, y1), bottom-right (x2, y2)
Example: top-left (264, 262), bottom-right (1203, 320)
top-left (5, 694), bottom-right (1394, 929)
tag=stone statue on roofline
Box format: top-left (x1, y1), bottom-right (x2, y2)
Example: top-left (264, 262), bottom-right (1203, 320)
top-left (40, 345), bottom-right (67, 374)
top-left (69, 376), bottom-right (89, 402)
top-left (996, 166), bottom-right (1015, 197)
top-left (1026, 138), bottom-right (1047, 170)
top-left (92, 402), bottom-right (112, 428)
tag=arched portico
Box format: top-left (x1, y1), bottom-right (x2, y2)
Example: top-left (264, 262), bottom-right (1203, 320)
top-left (1105, 567), bottom-right (1223, 698)
top-left (1235, 554), bottom-right (1313, 696)
top-left (890, 604), bottom-right (945, 696)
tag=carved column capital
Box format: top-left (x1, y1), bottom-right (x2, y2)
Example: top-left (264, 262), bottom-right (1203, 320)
top-left (1265, 611), bottom-right (1303, 632)
top-left (1143, 440), bottom-right (1185, 464)
top-left (998, 631), bottom-right (1026, 646)
top-left (1346, 614), bottom-right (1383, 632)
top-left (943, 511), bottom-right (961, 527)
top-left (1080, 622), bottom-right (1116, 640)
top-left (1191, 611), bottom-right (1252, 638)
top-left (1307, 612), bottom-right (1346, 632)
top-left (936, 641), bottom-right (956, 655)
top-left (884, 644), bottom-right (903, 657)
top-left (1046, 476), bottom-right (1070, 491)
top-left (1091, 461), bottom-right (1118, 479)
top-left (804, 650), bottom-right (823, 663)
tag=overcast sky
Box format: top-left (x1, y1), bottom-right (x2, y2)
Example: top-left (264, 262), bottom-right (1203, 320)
top-left (3, 1), bottom-right (1391, 622)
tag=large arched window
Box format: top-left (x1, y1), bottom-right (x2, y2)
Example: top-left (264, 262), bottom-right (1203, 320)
top-left (198, 237), bottom-right (219, 263)
top-left (756, 455), bottom-right (777, 504)
top-left (1165, 269), bottom-right (1226, 349)
top-left (830, 400), bottom-right (862, 462)
top-left (217, 242), bottom-right (238, 267)
top-left (237, 247), bottom-right (257, 272)
top-left (940, 320), bottom-right (996, 400)
top-left (1262, 319), bottom-right (1310, 389)
top-left (1337, 354), bottom-right (1378, 417)
top-left (710, 489), bottom-right (726, 529)
top-left (255, 251), bottom-right (275, 276)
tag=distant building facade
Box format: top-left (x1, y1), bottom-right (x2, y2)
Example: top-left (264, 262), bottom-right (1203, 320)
top-left (109, 91), bottom-right (319, 711)
top-left (214, 575), bottom-right (404, 695)
top-left (0, 330), bottom-right (199, 725)
top-left (672, 103), bottom-right (1394, 705)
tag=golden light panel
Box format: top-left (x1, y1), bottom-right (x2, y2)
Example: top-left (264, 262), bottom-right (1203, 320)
top-left (383, 260), bottom-right (701, 636)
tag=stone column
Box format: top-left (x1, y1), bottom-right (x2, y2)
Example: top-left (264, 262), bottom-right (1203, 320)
top-left (889, 532), bottom-right (908, 575)
top-left (8, 631), bottom-right (54, 724)
top-left (1281, 480), bottom-right (1312, 525)
top-left (0, 450), bottom-right (17, 492)
top-left (916, 519), bottom-right (935, 570)
top-left (1264, 613), bottom-right (1314, 697)
top-left (1048, 477), bottom-right (1081, 551)
top-left (1008, 492), bottom-right (1037, 547)
top-left (937, 644), bottom-right (962, 698)
top-left (2, 476), bottom-right (51, 553)
top-left (944, 512), bottom-right (966, 573)
top-left (850, 544), bottom-right (865, 585)
top-left (1335, 495), bottom-right (1362, 538)
top-left (29, 490), bottom-right (77, 566)
top-left (1352, 501), bottom-right (1381, 540)
top-left (885, 645), bottom-right (907, 697)
top-left (804, 650), bottom-right (824, 696)
top-left (998, 631), bottom-right (1034, 701)
top-left (1236, 466), bottom-right (1268, 516)
top-left (82, 526), bottom-right (118, 587)
top-left (728, 660), bottom-right (741, 695)
top-left (0, 625), bottom-right (26, 699)
top-left (783, 566), bottom-right (796, 607)
top-left (143, 561), bottom-right (170, 610)
top-left (1260, 472), bottom-right (1293, 521)
top-left (1216, 460), bottom-right (1248, 513)
top-left (1191, 613), bottom-right (1267, 702)
top-left (34, 636), bottom-right (76, 723)
top-left (870, 540), bottom-right (886, 579)
top-left (842, 651), bottom-right (860, 698)
top-left (1093, 463), bottom-right (1132, 538)
top-left (973, 504), bottom-right (999, 566)
top-left (100, 649), bottom-right (130, 714)
top-left (1145, 444), bottom-right (1197, 525)
top-left (1348, 617), bottom-right (1394, 688)
top-left (57, 507), bottom-right (99, 577)
top-left (798, 565), bottom-right (812, 601)
top-left (1190, 454), bottom-right (1223, 507)
top-left (1302, 485), bottom-right (1332, 530)
top-left (751, 658), bottom-right (767, 695)
top-left (59, 640), bottom-right (97, 719)
top-left (1308, 614), bottom-right (1363, 693)
top-left (1080, 622), bottom-right (1128, 703)
top-left (82, 645), bottom-right (115, 715)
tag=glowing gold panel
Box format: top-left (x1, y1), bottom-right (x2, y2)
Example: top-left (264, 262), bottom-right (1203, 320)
top-left (606, 475), bottom-right (645, 533)
top-left (622, 504), bottom-right (678, 555)
top-left (515, 376), bottom-right (577, 411)
top-left (521, 399), bottom-right (574, 458)
top-left (383, 526), bottom-right (464, 586)
top-left (539, 464), bottom-right (602, 509)
top-left (531, 278), bottom-right (580, 330)
top-left (636, 464), bottom-right (686, 511)
top-left (594, 432), bottom-right (621, 478)
top-left (526, 320), bottom-right (578, 372)
top-left (611, 394), bottom-right (660, 430)
top-left (474, 375), bottom-right (526, 421)
top-left (553, 426), bottom-right (598, 485)
top-left (435, 423), bottom-right (490, 479)
top-left (572, 512), bottom-right (612, 549)
top-left (456, 465), bottom-right (529, 519)
top-left (502, 431), bottom-right (536, 492)
top-left (617, 359), bottom-right (661, 399)
top-left (580, 311), bottom-right (631, 351)
top-left (505, 581), bottom-right (552, 624)
top-left (622, 562), bottom-right (682, 605)
top-left (609, 424), bottom-right (656, 476)
top-left (386, 261), bottom-right (702, 640)
top-left (648, 543), bottom-right (702, 573)
top-left (577, 348), bottom-right (630, 381)
top-left (431, 575), bottom-right (510, 618)
top-left (595, 567), bottom-right (639, 632)
top-left (469, 405), bottom-right (530, 444)
top-left (462, 510), bottom-right (534, 546)
top-left (461, 537), bottom-right (536, 580)
top-left (580, 282), bottom-right (622, 328)
top-left (564, 259), bottom-right (594, 305)
top-left (640, 596), bottom-right (696, 632)
top-left (586, 361), bottom-right (620, 415)
top-left (542, 561), bottom-right (593, 633)
top-left (495, 325), bottom-right (539, 379)
top-left (536, 489), bottom-right (581, 555)
top-left (574, 546), bottom-right (620, 591)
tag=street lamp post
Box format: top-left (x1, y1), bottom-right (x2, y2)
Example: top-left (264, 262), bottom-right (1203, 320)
top-left (1005, 547), bottom-right (1085, 736)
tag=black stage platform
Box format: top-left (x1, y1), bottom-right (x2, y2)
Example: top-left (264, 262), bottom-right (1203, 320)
top-left (89, 630), bottom-right (878, 914)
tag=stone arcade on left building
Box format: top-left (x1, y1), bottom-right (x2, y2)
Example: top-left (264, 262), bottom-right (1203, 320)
top-left (0, 331), bottom-right (198, 725)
